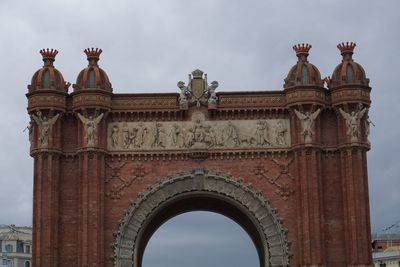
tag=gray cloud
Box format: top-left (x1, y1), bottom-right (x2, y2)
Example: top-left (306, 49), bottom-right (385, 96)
top-left (143, 211), bottom-right (259, 267)
top-left (0, 0), bottom-right (399, 261)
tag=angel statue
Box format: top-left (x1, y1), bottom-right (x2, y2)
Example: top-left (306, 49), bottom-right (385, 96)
top-left (294, 109), bottom-right (321, 143)
top-left (31, 111), bottom-right (60, 148)
top-left (339, 105), bottom-right (368, 143)
top-left (23, 116), bottom-right (34, 146)
top-left (77, 113), bottom-right (104, 147)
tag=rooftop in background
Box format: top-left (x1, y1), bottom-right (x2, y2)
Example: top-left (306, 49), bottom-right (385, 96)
top-left (0, 224), bottom-right (32, 242)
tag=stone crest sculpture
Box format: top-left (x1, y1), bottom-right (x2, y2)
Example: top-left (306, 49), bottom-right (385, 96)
top-left (77, 113), bottom-right (104, 147)
top-left (339, 105), bottom-right (368, 143)
top-left (31, 111), bottom-right (60, 148)
top-left (177, 69), bottom-right (219, 108)
top-left (294, 109), bottom-right (321, 143)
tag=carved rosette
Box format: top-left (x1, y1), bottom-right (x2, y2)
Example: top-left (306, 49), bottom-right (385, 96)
top-left (114, 169), bottom-right (291, 267)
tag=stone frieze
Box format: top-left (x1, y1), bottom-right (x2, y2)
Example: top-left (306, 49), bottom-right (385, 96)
top-left (107, 117), bottom-right (290, 151)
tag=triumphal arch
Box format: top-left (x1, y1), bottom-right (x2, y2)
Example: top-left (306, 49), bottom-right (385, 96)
top-left (26, 43), bottom-right (373, 267)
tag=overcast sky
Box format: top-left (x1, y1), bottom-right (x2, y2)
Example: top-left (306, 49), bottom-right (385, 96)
top-left (0, 0), bottom-right (399, 265)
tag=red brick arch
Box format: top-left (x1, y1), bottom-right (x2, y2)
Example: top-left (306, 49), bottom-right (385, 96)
top-left (114, 169), bottom-right (290, 267)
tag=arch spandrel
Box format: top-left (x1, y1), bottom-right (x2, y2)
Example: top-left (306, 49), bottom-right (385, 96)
top-left (114, 169), bottom-right (291, 267)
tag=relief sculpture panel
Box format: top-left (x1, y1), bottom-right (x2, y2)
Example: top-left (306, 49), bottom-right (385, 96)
top-left (107, 115), bottom-right (290, 151)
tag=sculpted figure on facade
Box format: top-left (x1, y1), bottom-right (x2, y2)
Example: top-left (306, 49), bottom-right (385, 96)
top-left (152, 123), bottom-right (166, 148)
top-left (139, 124), bottom-right (151, 148)
top-left (111, 125), bottom-right (119, 148)
top-left (77, 113), bottom-right (104, 147)
top-left (122, 123), bottom-right (130, 149)
top-left (364, 114), bottom-right (374, 144)
top-left (177, 81), bottom-right (189, 109)
top-left (225, 121), bottom-right (240, 147)
top-left (339, 105), bottom-right (368, 143)
top-left (207, 81), bottom-right (219, 105)
top-left (294, 109), bottom-right (321, 143)
top-left (275, 120), bottom-right (287, 146)
top-left (129, 128), bottom-right (139, 148)
top-left (31, 111), bottom-right (60, 148)
top-left (24, 117), bottom-right (34, 146)
top-left (206, 126), bottom-right (218, 147)
top-left (255, 120), bottom-right (271, 146)
top-left (184, 128), bottom-right (195, 148)
top-left (169, 124), bottom-right (184, 148)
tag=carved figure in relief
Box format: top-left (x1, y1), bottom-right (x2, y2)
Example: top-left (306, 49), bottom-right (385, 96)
top-left (294, 109), bottom-right (321, 143)
top-left (170, 124), bottom-right (184, 148)
top-left (193, 120), bottom-right (207, 143)
top-left (129, 128), bottom-right (139, 148)
top-left (255, 120), bottom-right (270, 146)
top-left (339, 106), bottom-right (368, 142)
top-left (152, 123), bottom-right (166, 148)
top-left (77, 113), bottom-right (104, 147)
top-left (185, 128), bottom-right (195, 148)
top-left (139, 125), bottom-right (151, 148)
top-left (206, 126), bottom-right (218, 147)
top-left (207, 81), bottom-right (219, 105)
top-left (122, 123), bottom-right (130, 148)
top-left (275, 120), bottom-right (287, 146)
top-left (31, 111), bottom-right (60, 147)
top-left (111, 125), bottom-right (119, 148)
top-left (240, 134), bottom-right (256, 147)
top-left (225, 121), bottom-right (240, 147)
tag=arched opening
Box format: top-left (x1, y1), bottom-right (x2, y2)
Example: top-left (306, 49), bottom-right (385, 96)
top-left (142, 211), bottom-right (259, 267)
top-left (136, 193), bottom-right (265, 267)
top-left (114, 170), bottom-right (290, 267)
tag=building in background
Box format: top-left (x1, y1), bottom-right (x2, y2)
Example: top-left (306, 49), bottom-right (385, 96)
top-left (372, 233), bottom-right (400, 267)
top-left (0, 225), bottom-right (32, 267)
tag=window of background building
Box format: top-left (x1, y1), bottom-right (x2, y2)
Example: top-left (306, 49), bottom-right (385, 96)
top-left (2, 259), bottom-right (13, 267)
top-left (0, 240), bottom-right (2, 252)
top-left (379, 263), bottom-right (386, 267)
top-left (17, 241), bottom-right (24, 253)
top-left (25, 245), bottom-right (30, 254)
top-left (24, 261), bottom-right (30, 267)
top-left (5, 244), bottom-right (13, 253)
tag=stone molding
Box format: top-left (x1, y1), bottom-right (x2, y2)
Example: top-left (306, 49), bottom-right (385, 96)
top-left (113, 169), bottom-right (291, 267)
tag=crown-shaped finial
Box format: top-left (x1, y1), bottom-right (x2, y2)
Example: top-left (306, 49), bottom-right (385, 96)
top-left (84, 47), bottom-right (102, 65)
top-left (40, 48), bottom-right (58, 65)
top-left (337, 42), bottom-right (356, 56)
top-left (293, 43), bottom-right (312, 56)
top-left (192, 69), bottom-right (204, 79)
